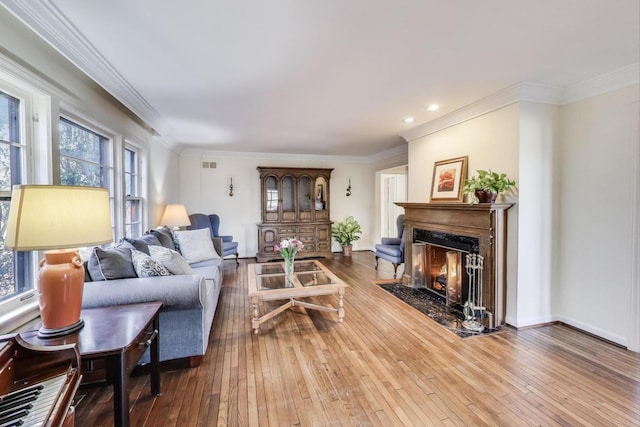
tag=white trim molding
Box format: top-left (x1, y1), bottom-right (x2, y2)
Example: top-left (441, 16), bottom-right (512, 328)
top-left (1, 0), bottom-right (171, 140)
top-left (629, 100), bottom-right (640, 353)
top-left (400, 83), bottom-right (563, 142)
top-left (401, 64), bottom-right (640, 142)
top-left (563, 63), bottom-right (640, 104)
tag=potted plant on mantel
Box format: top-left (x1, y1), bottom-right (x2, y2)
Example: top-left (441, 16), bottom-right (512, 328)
top-left (331, 216), bottom-right (362, 256)
top-left (462, 169), bottom-right (516, 205)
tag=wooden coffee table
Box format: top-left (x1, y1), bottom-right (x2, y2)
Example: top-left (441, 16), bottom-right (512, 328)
top-left (248, 260), bottom-right (347, 334)
top-left (20, 302), bottom-right (162, 427)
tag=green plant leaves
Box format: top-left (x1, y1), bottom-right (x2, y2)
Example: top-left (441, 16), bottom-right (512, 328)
top-left (331, 216), bottom-right (362, 246)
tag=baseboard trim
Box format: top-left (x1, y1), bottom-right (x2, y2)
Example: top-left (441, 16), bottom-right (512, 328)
top-left (508, 320), bottom-right (628, 350)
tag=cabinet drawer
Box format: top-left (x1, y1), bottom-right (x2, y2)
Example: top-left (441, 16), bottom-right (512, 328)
top-left (278, 227), bottom-right (296, 234)
top-left (298, 235), bottom-right (315, 244)
top-left (297, 226), bottom-right (315, 234)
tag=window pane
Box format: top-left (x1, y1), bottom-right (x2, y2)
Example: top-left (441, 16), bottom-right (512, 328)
top-left (0, 200), bottom-right (16, 298)
top-left (124, 149), bottom-right (134, 174)
top-left (0, 93), bottom-right (19, 144)
top-left (59, 118), bottom-right (103, 163)
top-left (0, 91), bottom-right (29, 303)
top-left (0, 93), bottom-right (21, 192)
top-left (125, 200), bottom-right (142, 238)
top-left (59, 118), bottom-right (109, 190)
top-left (60, 156), bottom-right (105, 187)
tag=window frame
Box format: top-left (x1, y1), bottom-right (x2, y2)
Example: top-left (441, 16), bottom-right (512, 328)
top-left (124, 143), bottom-right (144, 238)
top-left (0, 81), bottom-right (39, 330)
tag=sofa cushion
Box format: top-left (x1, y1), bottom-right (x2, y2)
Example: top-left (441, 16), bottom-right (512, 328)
top-left (87, 246), bottom-right (137, 281)
top-left (148, 245), bottom-right (193, 275)
top-left (174, 228), bottom-right (220, 263)
top-left (131, 249), bottom-right (171, 277)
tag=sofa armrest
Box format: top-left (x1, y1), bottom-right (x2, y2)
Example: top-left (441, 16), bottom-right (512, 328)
top-left (219, 235), bottom-right (233, 243)
top-left (212, 237), bottom-right (224, 258)
top-left (381, 237), bottom-right (402, 245)
top-left (82, 274), bottom-right (206, 310)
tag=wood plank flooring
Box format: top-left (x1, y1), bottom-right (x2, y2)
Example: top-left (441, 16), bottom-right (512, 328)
top-left (74, 252), bottom-right (640, 426)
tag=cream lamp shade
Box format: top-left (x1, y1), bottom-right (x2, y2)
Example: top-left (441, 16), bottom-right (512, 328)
top-left (160, 204), bottom-right (191, 228)
top-left (4, 185), bottom-right (113, 250)
top-left (4, 185), bottom-right (113, 338)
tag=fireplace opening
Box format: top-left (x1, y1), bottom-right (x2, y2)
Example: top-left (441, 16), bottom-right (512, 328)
top-left (412, 229), bottom-right (480, 314)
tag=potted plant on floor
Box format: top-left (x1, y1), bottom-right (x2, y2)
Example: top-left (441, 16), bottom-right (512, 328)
top-left (331, 216), bottom-right (362, 256)
top-left (462, 169), bottom-right (516, 204)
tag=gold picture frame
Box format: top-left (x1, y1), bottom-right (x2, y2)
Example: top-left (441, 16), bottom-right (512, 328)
top-left (430, 156), bottom-right (468, 202)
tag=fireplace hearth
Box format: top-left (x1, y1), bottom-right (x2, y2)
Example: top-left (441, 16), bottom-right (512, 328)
top-left (397, 202), bottom-right (512, 326)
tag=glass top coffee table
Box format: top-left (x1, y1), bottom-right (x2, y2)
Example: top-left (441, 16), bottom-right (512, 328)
top-left (247, 260), bottom-right (348, 334)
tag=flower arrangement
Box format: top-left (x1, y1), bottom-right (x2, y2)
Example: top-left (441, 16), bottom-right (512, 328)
top-left (275, 238), bottom-right (304, 275)
top-left (275, 238), bottom-right (304, 262)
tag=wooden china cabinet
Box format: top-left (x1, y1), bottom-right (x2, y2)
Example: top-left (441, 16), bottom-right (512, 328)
top-left (256, 167), bottom-right (333, 262)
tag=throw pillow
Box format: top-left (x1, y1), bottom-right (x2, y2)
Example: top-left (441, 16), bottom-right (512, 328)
top-left (148, 245), bottom-right (194, 275)
top-left (87, 246), bottom-right (137, 281)
top-left (123, 234), bottom-right (161, 255)
top-left (149, 227), bottom-right (176, 251)
top-left (174, 228), bottom-right (220, 263)
top-left (131, 249), bottom-right (171, 278)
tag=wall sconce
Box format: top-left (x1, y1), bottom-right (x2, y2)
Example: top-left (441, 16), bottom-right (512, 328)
top-left (346, 178), bottom-right (352, 197)
top-left (229, 177), bottom-right (234, 197)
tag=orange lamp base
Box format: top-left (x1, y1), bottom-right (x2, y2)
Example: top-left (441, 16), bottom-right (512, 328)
top-left (37, 249), bottom-right (86, 339)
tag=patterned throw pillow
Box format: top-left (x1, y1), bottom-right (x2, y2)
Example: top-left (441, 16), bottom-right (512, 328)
top-left (148, 245), bottom-right (193, 275)
top-left (131, 249), bottom-right (171, 278)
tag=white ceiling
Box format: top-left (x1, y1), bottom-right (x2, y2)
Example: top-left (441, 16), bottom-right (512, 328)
top-left (2, 0), bottom-right (639, 156)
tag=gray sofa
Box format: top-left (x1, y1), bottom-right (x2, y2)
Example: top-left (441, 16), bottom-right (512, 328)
top-left (81, 227), bottom-right (224, 366)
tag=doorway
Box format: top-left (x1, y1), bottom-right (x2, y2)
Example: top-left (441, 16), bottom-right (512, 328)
top-left (380, 166), bottom-right (407, 238)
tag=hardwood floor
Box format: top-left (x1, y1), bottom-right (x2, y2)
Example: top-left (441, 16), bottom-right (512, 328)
top-left (75, 252), bottom-right (640, 426)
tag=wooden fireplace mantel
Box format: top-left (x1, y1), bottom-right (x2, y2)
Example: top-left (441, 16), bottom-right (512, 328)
top-left (396, 202), bottom-right (513, 325)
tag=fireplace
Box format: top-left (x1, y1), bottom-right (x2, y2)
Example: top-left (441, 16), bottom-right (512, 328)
top-left (412, 229), bottom-right (479, 310)
top-left (397, 202), bottom-right (512, 326)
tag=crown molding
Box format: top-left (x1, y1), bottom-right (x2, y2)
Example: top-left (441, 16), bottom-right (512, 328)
top-left (401, 64), bottom-right (640, 142)
top-left (1, 0), bottom-right (172, 140)
top-left (400, 83), bottom-right (563, 142)
top-left (367, 143), bottom-right (408, 163)
top-left (563, 63), bottom-right (640, 104)
top-left (179, 148), bottom-right (374, 164)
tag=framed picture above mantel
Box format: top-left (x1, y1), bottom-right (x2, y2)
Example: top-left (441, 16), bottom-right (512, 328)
top-left (429, 156), bottom-right (468, 203)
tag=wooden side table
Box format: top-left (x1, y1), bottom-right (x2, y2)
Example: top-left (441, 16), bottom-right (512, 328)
top-left (20, 302), bottom-right (162, 427)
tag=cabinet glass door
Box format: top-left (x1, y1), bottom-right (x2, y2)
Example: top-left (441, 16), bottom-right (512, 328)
top-left (265, 176), bottom-right (278, 211)
top-left (281, 176), bottom-right (295, 220)
top-left (298, 176), bottom-right (311, 212)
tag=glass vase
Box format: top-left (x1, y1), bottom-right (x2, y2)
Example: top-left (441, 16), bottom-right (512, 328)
top-left (284, 257), bottom-right (295, 276)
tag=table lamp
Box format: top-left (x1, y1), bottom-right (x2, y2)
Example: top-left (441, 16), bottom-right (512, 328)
top-left (4, 185), bottom-right (113, 338)
top-left (160, 204), bottom-right (191, 229)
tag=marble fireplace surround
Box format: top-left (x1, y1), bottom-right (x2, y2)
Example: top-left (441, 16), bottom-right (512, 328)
top-left (396, 202), bottom-right (513, 326)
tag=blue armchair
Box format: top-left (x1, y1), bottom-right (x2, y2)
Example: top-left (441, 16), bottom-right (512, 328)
top-left (188, 213), bottom-right (239, 265)
top-left (374, 214), bottom-right (405, 278)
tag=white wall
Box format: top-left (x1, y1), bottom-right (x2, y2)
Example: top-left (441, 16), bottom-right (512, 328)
top-left (554, 85), bottom-right (640, 346)
top-left (179, 150), bottom-right (375, 258)
top-left (515, 102), bottom-right (560, 326)
top-left (408, 104), bottom-right (521, 322)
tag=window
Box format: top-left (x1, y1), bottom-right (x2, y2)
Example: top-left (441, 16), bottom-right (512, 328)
top-left (0, 91), bottom-right (33, 303)
top-left (59, 117), bottom-right (111, 188)
top-left (124, 146), bottom-right (142, 238)
top-left (59, 117), bottom-right (114, 237)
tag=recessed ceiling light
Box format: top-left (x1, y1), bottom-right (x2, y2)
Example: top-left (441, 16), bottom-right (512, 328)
top-left (427, 104), bottom-right (439, 111)
top-left (403, 117), bottom-right (415, 123)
